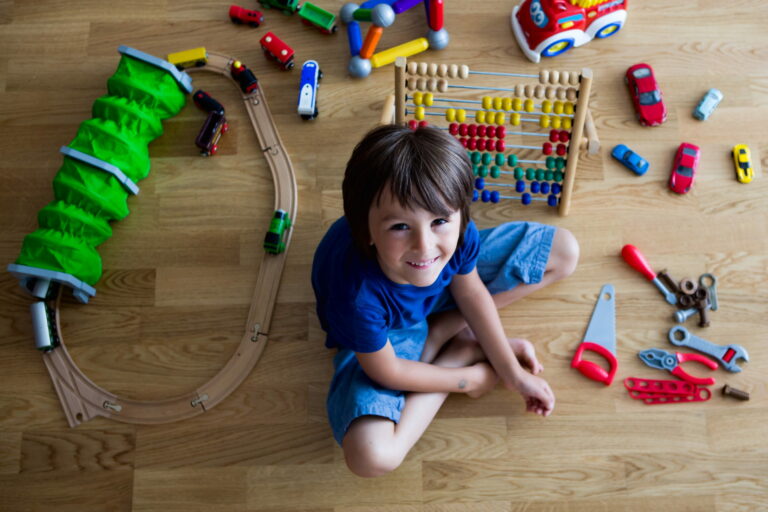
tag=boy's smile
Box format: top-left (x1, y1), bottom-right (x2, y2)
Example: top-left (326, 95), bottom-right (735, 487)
top-left (368, 187), bottom-right (461, 287)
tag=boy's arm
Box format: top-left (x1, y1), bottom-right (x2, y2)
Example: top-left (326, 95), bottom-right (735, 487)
top-left (450, 269), bottom-right (555, 415)
top-left (355, 341), bottom-right (493, 394)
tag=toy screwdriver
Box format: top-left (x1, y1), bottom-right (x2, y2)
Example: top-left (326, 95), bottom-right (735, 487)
top-left (621, 244), bottom-right (677, 305)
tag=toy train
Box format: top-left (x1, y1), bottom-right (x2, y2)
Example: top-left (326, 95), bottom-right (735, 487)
top-left (264, 209), bottom-right (292, 254)
top-left (230, 60), bottom-right (259, 93)
top-left (297, 60), bottom-right (322, 120)
top-left (196, 110), bottom-right (228, 156)
top-left (229, 5), bottom-right (264, 27)
top-left (258, 0), bottom-right (299, 15)
top-left (167, 47), bottom-right (208, 70)
top-left (260, 31), bottom-right (295, 70)
top-left (298, 2), bottom-right (337, 34)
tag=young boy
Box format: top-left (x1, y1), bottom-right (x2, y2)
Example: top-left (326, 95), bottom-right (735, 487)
top-left (312, 124), bottom-right (579, 477)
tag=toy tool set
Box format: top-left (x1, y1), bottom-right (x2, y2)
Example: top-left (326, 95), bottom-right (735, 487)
top-left (571, 284), bottom-right (617, 386)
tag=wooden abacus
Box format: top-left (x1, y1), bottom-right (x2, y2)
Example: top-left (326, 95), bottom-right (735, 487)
top-left (387, 57), bottom-right (597, 216)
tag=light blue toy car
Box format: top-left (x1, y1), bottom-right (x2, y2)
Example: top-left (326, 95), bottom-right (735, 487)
top-left (693, 88), bottom-right (723, 121)
top-left (611, 144), bottom-right (649, 176)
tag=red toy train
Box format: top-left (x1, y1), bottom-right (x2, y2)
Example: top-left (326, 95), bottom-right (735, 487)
top-left (259, 31), bottom-right (295, 70)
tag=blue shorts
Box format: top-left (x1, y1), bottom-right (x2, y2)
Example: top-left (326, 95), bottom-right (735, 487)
top-left (326, 221), bottom-right (556, 445)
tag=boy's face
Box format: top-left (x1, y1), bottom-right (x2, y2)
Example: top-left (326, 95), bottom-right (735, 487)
top-left (368, 186), bottom-right (461, 287)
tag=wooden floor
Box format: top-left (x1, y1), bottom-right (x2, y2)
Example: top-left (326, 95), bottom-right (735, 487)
top-left (1, 1), bottom-right (767, 510)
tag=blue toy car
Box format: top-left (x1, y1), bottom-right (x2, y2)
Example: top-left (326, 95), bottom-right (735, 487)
top-left (297, 60), bottom-right (321, 120)
top-left (693, 88), bottom-right (723, 121)
top-left (611, 144), bottom-right (649, 176)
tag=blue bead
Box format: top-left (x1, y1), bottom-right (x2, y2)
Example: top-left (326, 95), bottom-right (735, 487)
top-left (473, 189), bottom-right (479, 202)
top-left (548, 194), bottom-right (558, 207)
top-left (530, 181), bottom-right (540, 194)
top-left (481, 190), bottom-right (491, 202)
top-left (541, 182), bottom-right (551, 194)
top-left (521, 193), bottom-right (532, 205)
top-left (475, 177), bottom-right (485, 190)
top-left (552, 183), bottom-right (562, 195)
top-left (515, 180), bottom-right (525, 193)
top-left (491, 190), bottom-right (500, 203)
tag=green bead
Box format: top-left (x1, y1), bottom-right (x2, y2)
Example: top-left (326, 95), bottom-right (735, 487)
top-left (556, 157), bottom-right (566, 170)
top-left (490, 166), bottom-right (500, 178)
top-left (507, 154), bottom-right (518, 167)
top-left (495, 153), bottom-right (505, 166)
top-left (479, 165), bottom-right (488, 177)
top-left (554, 171), bottom-right (564, 182)
top-left (536, 169), bottom-right (545, 181)
top-left (546, 156), bottom-right (555, 169)
top-left (545, 170), bottom-right (554, 181)
top-left (471, 151), bottom-right (481, 164)
top-left (514, 167), bottom-right (524, 180)
top-left (526, 168), bottom-right (536, 180)
top-left (482, 152), bottom-right (492, 165)
top-left (472, 164), bottom-right (479, 176)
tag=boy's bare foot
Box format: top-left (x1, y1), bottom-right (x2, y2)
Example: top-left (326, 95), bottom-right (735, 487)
top-left (507, 338), bottom-right (544, 375)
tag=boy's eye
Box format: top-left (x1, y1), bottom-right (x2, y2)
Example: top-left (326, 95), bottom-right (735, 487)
top-left (389, 223), bottom-right (409, 231)
top-left (432, 218), bottom-right (448, 226)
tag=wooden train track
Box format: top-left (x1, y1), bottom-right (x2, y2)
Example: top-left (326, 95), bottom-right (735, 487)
top-left (40, 51), bottom-right (298, 426)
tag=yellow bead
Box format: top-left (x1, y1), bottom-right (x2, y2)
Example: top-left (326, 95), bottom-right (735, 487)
top-left (482, 96), bottom-right (493, 110)
top-left (554, 101), bottom-right (564, 115)
top-left (542, 100), bottom-right (552, 113)
top-left (540, 115), bottom-right (550, 128)
top-left (424, 93), bottom-right (434, 107)
top-left (512, 98), bottom-right (523, 111)
top-left (415, 106), bottom-right (425, 120)
top-left (564, 117), bottom-right (572, 130)
top-left (446, 108), bottom-right (456, 122)
top-left (413, 91), bottom-right (423, 105)
top-left (565, 102), bottom-right (574, 115)
top-left (493, 97), bottom-right (502, 110)
top-left (502, 97), bottom-right (512, 111)
top-left (495, 111), bottom-right (505, 125)
top-left (510, 112), bottom-right (521, 126)
top-left (552, 116), bottom-right (562, 129)
top-left (457, 109), bottom-right (466, 122)
top-left (476, 110), bottom-right (486, 123)
top-left (524, 99), bottom-right (534, 113)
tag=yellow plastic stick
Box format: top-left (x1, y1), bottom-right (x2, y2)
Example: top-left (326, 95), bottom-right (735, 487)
top-left (371, 38), bottom-right (429, 68)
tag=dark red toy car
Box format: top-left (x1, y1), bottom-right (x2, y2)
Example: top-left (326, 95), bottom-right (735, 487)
top-left (669, 142), bottom-right (700, 194)
top-left (229, 5), bottom-right (264, 27)
top-left (625, 63), bottom-right (667, 127)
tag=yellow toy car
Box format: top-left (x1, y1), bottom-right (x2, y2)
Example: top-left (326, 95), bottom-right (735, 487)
top-left (732, 144), bottom-right (754, 183)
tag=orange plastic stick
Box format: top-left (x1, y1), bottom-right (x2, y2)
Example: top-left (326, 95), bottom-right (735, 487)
top-left (360, 26), bottom-right (384, 59)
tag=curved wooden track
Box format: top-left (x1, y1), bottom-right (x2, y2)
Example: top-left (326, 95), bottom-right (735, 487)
top-left (40, 51), bottom-right (298, 426)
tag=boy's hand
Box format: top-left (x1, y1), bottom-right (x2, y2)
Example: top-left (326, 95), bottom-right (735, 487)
top-left (466, 362), bottom-right (499, 398)
top-left (509, 372), bottom-right (555, 417)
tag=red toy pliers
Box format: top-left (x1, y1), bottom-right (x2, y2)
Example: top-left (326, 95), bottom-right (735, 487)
top-left (638, 348), bottom-right (718, 386)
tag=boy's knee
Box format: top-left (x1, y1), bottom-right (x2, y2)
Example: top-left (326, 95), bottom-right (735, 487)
top-left (343, 440), bottom-right (402, 478)
top-left (552, 228), bottom-right (579, 279)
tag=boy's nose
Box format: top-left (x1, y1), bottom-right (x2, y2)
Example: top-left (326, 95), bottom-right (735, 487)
top-left (412, 228), bottom-right (432, 252)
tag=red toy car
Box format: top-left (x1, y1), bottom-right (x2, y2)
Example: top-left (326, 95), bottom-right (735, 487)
top-left (625, 63), bottom-right (667, 127)
top-left (669, 143), bottom-right (700, 194)
top-left (260, 31), bottom-right (295, 71)
top-left (229, 5), bottom-right (264, 27)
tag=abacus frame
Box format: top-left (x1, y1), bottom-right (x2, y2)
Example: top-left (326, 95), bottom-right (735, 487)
top-left (392, 56), bottom-right (593, 216)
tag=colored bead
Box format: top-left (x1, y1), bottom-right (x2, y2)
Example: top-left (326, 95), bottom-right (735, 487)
top-left (412, 91), bottom-right (423, 105)
top-left (512, 98), bottom-right (522, 111)
top-left (516, 180), bottom-right (525, 193)
top-left (554, 101), bottom-right (563, 114)
top-left (415, 106), bottom-right (425, 120)
top-left (539, 115), bottom-right (550, 128)
top-left (475, 177), bottom-right (485, 189)
top-left (550, 129), bottom-right (559, 142)
top-left (565, 102), bottom-right (574, 115)
top-left (481, 152), bottom-right (492, 165)
top-left (490, 190), bottom-right (500, 203)
top-left (467, 138), bottom-right (477, 150)
top-left (460, 137), bottom-right (468, 147)
top-left (493, 97), bottom-right (502, 110)
top-left (476, 110), bottom-right (486, 123)
top-left (495, 153), bottom-right (505, 166)
top-left (546, 156), bottom-right (555, 169)
top-left (526, 168), bottom-right (535, 180)
top-left (524, 99), bottom-right (534, 113)
top-left (563, 117), bottom-right (572, 130)
top-left (479, 165), bottom-right (488, 177)
top-left (468, 123), bottom-right (477, 137)
top-left (545, 170), bottom-right (554, 181)
top-left (508, 154), bottom-right (518, 166)
top-left (552, 183), bottom-right (562, 194)
top-left (459, 123), bottom-right (468, 136)
top-left (424, 93), bottom-right (434, 106)
top-left (408, 119), bottom-right (418, 130)
top-left (472, 189), bottom-right (479, 201)
top-left (472, 164), bottom-right (479, 176)
top-left (536, 169), bottom-right (545, 181)
top-left (530, 181), bottom-right (540, 194)
top-left (557, 144), bottom-right (567, 156)
top-left (513, 167), bottom-right (523, 180)
top-left (560, 130), bottom-right (570, 142)
top-left (446, 108), bottom-right (456, 122)
top-left (541, 182), bottom-right (550, 194)
top-left (542, 100), bottom-right (552, 113)
top-left (449, 122), bottom-right (458, 135)
top-left (521, 193), bottom-right (532, 205)
top-left (481, 189), bottom-right (490, 202)
top-left (552, 116), bottom-right (562, 129)
top-left (502, 97), bottom-right (512, 111)
top-left (482, 96), bottom-right (493, 110)
top-left (543, 142), bottom-right (553, 155)
top-left (547, 194), bottom-right (558, 207)
top-left (556, 157), bottom-right (566, 170)
top-left (457, 109), bottom-right (466, 122)
top-left (554, 171), bottom-right (564, 182)
top-left (487, 125), bottom-right (497, 138)
top-left (510, 113), bottom-right (521, 126)
top-left (495, 112), bottom-right (505, 125)
top-left (471, 151), bottom-right (481, 164)
top-left (490, 166), bottom-right (500, 178)
top-left (477, 139), bottom-right (486, 151)
top-left (496, 126), bottom-right (506, 138)
top-left (477, 124), bottom-right (486, 137)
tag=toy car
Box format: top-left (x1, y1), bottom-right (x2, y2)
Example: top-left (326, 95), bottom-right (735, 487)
top-left (510, 0), bottom-right (628, 63)
top-left (669, 142), bottom-right (700, 194)
top-left (625, 63), bottom-right (667, 127)
top-left (297, 60), bottom-right (322, 120)
top-left (195, 110), bottom-right (228, 156)
top-left (693, 88), bottom-right (723, 121)
top-left (732, 144), bottom-right (754, 184)
top-left (229, 5), bottom-right (264, 27)
top-left (611, 144), bottom-right (649, 176)
top-left (193, 90), bottom-right (225, 115)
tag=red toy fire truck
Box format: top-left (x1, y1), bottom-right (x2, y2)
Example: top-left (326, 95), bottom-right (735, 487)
top-left (511, 0), bottom-right (628, 63)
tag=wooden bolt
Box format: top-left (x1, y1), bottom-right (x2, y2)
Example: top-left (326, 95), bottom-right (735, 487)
top-left (722, 384), bottom-right (750, 401)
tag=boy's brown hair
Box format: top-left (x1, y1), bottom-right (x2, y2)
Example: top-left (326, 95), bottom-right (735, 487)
top-left (342, 124), bottom-right (474, 259)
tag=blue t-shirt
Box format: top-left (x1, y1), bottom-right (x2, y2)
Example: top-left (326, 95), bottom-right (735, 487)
top-left (311, 217), bottom-right (480, 353)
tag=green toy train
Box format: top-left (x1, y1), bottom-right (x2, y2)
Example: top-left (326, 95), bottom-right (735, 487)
top-left (258, 0), bottom-right (337, 33)
top-left (264, 209), bottom-right (292, 254)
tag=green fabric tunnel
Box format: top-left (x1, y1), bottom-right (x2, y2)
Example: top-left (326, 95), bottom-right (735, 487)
top-left (13, 49), bottom-right (188, 287)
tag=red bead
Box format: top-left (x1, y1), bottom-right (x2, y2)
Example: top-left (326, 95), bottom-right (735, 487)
top-left (495, 139), bottom-right (505, 152)
top-left (542, 142), bottom-right (553, 155)
top-left (486, 125), bottom-right (496, 138)
top-left (467, 138), bottom-right (477, 150)
top-left (496, 126), bottom-right (506, 138)
top-left (449, 122), bottom-right (459, 135)
top-left (419, 120), bottom-right (428, 128)
top-left (556, 144), bottom-right (567, 156)
top-left (460, 137), bottom-right (468, 147)
top-left (477, 138), bottom-right (486, 151)
top-left (550, 129), bottom-right (559, 142)
top-left (459, 123), bottom-right (468, 136)
top-left (477, 124), bottom-right (486, 137)
top-left (408, 120), bottom-right (418, 130)
top-left (560, 130), bottom-right (570, 142)
top-left (468, 124), bottom-right (477, 137)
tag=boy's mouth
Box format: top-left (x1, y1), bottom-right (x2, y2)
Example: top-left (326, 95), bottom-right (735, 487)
top-left (406, 256), bottom-right (439, 269)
